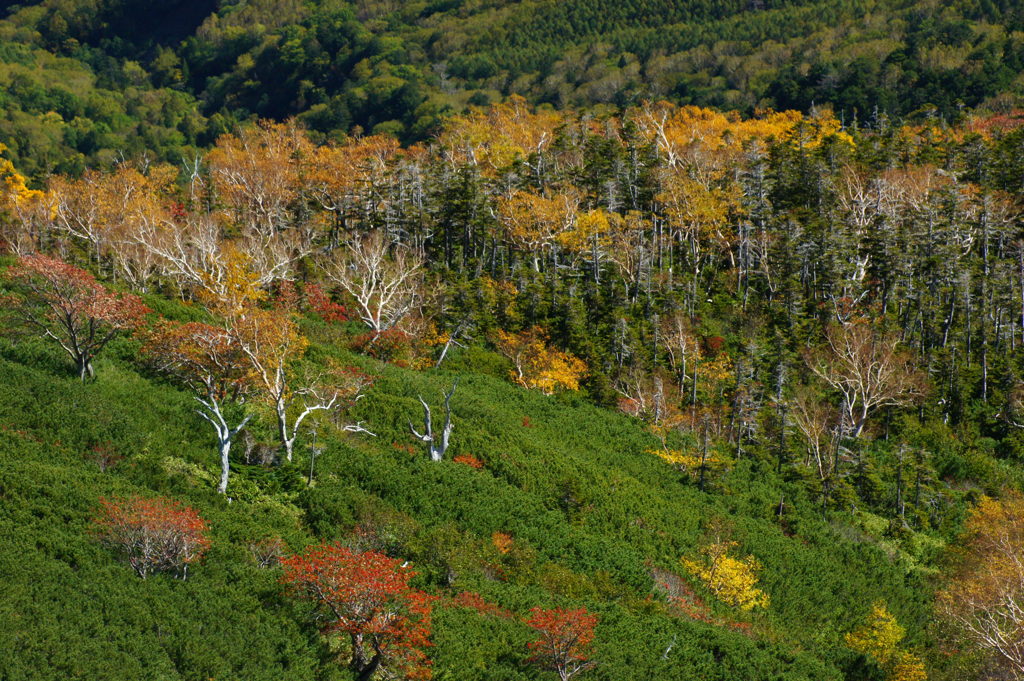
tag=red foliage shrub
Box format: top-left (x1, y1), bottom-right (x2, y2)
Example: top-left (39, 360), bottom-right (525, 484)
top-left (304, 283), bottom-right (349, 323)
top-left (281, 544), bottom-right (435, 680)
top-left (94, 496), bottom-right (210, 579)
top-left (450, 591), bottom-right (514, 619)
top-left (703, 335), bottom-right (726, 357)
top-left (85, 441), bottom-right (123, 471)
top-left (524, 607), bottom-right (599, 680)
top-left (453, 453), bottom-right (484, 469)
top-left (351, 327), bottom-right (412, 363)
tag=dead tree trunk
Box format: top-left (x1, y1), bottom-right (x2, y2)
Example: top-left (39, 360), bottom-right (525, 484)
top-left (410, 380), bottom-right (457, 461)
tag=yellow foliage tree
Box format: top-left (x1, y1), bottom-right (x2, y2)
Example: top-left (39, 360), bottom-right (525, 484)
top-left (0, 144), bottom-right (50, 253)
top-left (492, 327), bottom-right (587, 395)
top-left (682, 540), bottom-right (769, 612)
top-left (439, 95), bottom-right (562, 176)
top-left (937, 493), bottom-right (1024, 679)
top-left (198, 244), bottom-right (267, 317)
top-left (0, 145), bottom-right (42, 207)
top-left (846, 601), bottom-right (927, 681)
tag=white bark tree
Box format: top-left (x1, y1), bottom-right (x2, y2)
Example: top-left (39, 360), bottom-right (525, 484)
top-left (410, 380), bottom-right (457, 461)
top-left (321, 230), bottom-right (422, 337)
top-left (143, 321), bottom-right (254, 494)
top-left (803, 322), bottom-right (926, 437)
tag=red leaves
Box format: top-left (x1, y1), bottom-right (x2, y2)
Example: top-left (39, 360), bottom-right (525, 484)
top-left (6, 254), bottom-right (149, 378)
top-left (450, 591), bottom-right (514, 619)
top-left (94, 495), bottom-right (210, 579)
top-left (453, 453), bottom-right (484, 469)
top-left (525, 607), bottom-right (599, 681)
top-left (10, 254), bottom-right (149, 329)
top-left (304, 283), bottom-right (349, 323)
top-left (281, 543), bottom-right (435, 680)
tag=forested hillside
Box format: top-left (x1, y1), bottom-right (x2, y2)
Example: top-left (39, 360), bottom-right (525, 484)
top-left (2, 0), bottom-right (1024, 175)
top-left (3, 97), bottom-right (1024, 679)
top-left (4, 1), bottom-right (1024, 680)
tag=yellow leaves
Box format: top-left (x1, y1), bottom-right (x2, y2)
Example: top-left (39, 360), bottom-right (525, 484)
top-left (492, 327), bottom-right (587, 395)
top-left (440, 95), bottom-right (562, 174)
top-left (556, 208), bottom-right (610, 253)
top-left (846, 601), bottom-right (927, 681)
top-left (497, 189), bottom-right (579, 254)
top-left (0, 143), bottom-right (43, 210)
top-left (650, 448), bottom-right (698, 468)
top-left (845, 602), bottom-right (906, 664)
top-left (635, 102), bottom-right (852, 172)
top-left (681, 540), bottom-right (769, 612)
top-left (888, 652), bottom-right (928, 681)
top-left (199, 245), bottom-right (267, 317)
top-left (937, 492), bottom-right (1024, 676)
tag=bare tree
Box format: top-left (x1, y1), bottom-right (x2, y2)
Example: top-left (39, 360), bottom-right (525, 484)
top-left (410, 380), bottom-right (457, 461)
top-left (321, 230), bottom-right (422, 338)
top-left (787, 386), bottom-right (840, 481)
top-left (803, 322), bottom-right (926, 437)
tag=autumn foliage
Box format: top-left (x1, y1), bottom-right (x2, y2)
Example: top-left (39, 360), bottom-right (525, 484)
top-left (492, 327), bottom-right (587, 395)
top-left (681, 540), bottom-right (769, 612)
top-left (281, 544), bottom-right (435, 681)
top-left (524, 607), bottom-right (599, 681)
top-left (937, 494), bottom-right (1024, 680)
top-left (5, 254), bottom-right (149, 379)
top-left (94, 496), bottom-right (210, 579)
top-left (846, 601), bottom-right (927, 681)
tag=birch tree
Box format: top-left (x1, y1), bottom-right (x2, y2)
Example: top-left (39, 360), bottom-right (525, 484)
top-left (142, 321), bottom-right (255, 494)
top-left (321, 230), bottom-right (422, 338)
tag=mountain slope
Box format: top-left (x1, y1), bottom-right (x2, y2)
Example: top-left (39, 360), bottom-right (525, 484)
top-left (0, 289), bottom-right (945, 680)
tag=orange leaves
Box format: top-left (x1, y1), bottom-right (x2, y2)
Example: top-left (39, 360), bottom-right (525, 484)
top-left (491, 531), bottom-right (514, 554)
top-left (492, 327), bottom-right (587, 395)
top-left (303, 134), bottom-right (402, 211)
top-left (524, 607), bottom-right (599, 681)
top-left (142, 320), bottom-right (253, 399)
top-left (937, 493), bottom-right (1024, 678)
top-left (453, 453), bottom-right (485, 469)
top-left (94, 495), bottom-right (210, 579)
top-left (207, 120), bottom-right (304, 234)
top-left (281, 543), bottom-right (435, 680)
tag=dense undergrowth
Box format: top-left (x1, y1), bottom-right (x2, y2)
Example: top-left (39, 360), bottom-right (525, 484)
top-left (0, 286), bottom-right (983, 680)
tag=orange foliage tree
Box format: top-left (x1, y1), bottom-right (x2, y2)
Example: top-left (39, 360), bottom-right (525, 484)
top-left (4, 254), bottom-right (149, 379)
top-left (94, 495), bottom-right (210, 579)
top-left (492, 327), bottom-right (587, 395)
top-left (938, 494), bottom-right (1024, 679)
top-left (281, 543), bottom-right (435, 681)
top-left (232, 305), bottom-right (376, 460)
top-left (524, 607), bottom-right (599, 681)
top-left (142, 321), bottom-right (255, 494)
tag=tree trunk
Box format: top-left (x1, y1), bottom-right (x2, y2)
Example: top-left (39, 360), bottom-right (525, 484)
top-left (277, 397), bottom-right (294, 462)
top-left (77, 354), bottom-right (94, 381)
top-left (217, 435), bottom-right (232, 495)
